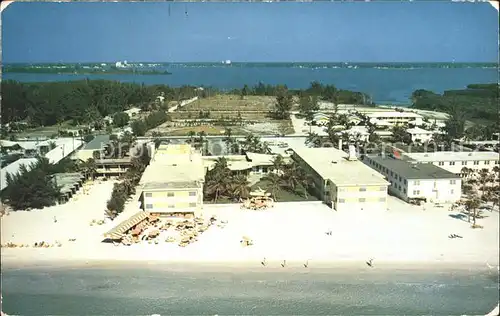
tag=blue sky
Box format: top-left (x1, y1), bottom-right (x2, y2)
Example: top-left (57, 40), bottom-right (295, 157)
top-left (2, 1), bottom-right (498, 63)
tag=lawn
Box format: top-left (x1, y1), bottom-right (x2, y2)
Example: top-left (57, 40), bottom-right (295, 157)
top-left (251, 179), bottom-right (319, 202)
top-left (13, 121), bottom-right (83, 138)
top-left (163, 125), bottom-right (248, 136)
top-left (180, 95), bottom-right (275, 112)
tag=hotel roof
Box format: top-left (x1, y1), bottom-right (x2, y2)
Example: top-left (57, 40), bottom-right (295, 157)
top-left (140, 157), bottom-right (205, 191)
top-left (406, 127), bottom-right (433, 134)
top-left (82, 135), bottom-right (111, 150)
top-left (404, 151), bottom-right (499, 162)
top-left (0, 158), bottom-right (38, 191)
top-left (366, 155), bottom-right (460, 180)
top-left (291, 147), bottom-right (389, 186)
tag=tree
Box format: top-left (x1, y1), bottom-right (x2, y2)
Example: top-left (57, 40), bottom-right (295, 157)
top-left (298, 95), bottom-right (319, 120)
top-left (462, 197), bottom-right (482, 227)
top-left (391, 125), bottom-right (411, 144)
top-left (263, 173), bottom-right (282, 201)
top-left (271, 154), bottom-right (285, 175)
top-left (305, 132), bottom-right (323, 148)
top-left (2, 158), bottom-right (61, 210)
top-left (231, 174), bottom-right (250, 200)
top-left (272, 86), bottom-right (293, 120)
top-left (204, 158), bottom-right (232, 202)
top-left (113, 112), bottom-right (130, 128)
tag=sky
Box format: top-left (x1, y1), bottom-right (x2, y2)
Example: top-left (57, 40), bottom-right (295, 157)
top-left (2, 1), bottom-right (499, 63)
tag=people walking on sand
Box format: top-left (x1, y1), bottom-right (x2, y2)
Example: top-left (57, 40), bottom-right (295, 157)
top-left (261, 257), bottom-right (267, 266)
top-left (304, 260), bottom-right (309, 268)
top-left (53, 216), bottom-right (57, 223)
top-left (366, 258), bottom-right (374, 267)
top-left (281, 260), bottom-right (287, 267)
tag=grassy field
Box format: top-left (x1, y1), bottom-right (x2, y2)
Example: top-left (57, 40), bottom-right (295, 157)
top-left (180, 95), bottom-right (276, 112)
top-left (13, 121), bottom-right (84, 138)
top-left (156, 125), bottom-right (248, 137)
top-left (251, 179), bottom-right (319, 202)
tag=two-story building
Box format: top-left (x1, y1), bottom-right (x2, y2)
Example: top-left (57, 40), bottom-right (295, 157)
top-left (291, 146), bottom-right (389, 211)
top-left (403, 151), bottom-right (499, 175)
top-left (363, 155), bottom-right (462, 204)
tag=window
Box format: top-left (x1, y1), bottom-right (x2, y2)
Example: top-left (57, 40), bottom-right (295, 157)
top-left (449, 162), bottom-right (455, 166)
top-left (167, 192), bottom-right (175, 197)
top-left (359, 198), bottom-right (366, 203)
top-left (462, 161), bottom-right (467, 165)
top-left (379, 186), bottom-right (386, 191)
top-left (146, 204), bottom-right (153, 209)
top-left (414, 180), bottom-right (420, 185)
top-left (403, 189), bottom-right (406, 194)
top-left (450, 189), bottom-right (454, 194)
top-left (450, 180), bottom-right (456, 185)
top-left (145, 193), bottom-right (152, 198)
top-left (359, 187), bottom-right (367, 192)
top-left (338, 188), bottom-right (346, 192)
top-left (398, 176), bottom-right (402, 181)
top-left (438, 162), bottom-right (445, 166)
top-left (338, 199), bottom-right (345, 203)
top-left (189, 202), bottom-right (197, 207)
top-left (413, 190), bottom-right (420, 195)
top-left (168, 205), bottom-right (175, 208)
top-left (378, 197), bottom-right (386, 202)
top-left (495, 161), bottom-right (499, 165)
top-left (189, 191), bottom-right (196, 196)
top-left (473, 161), bottom-right (479, 165)
top-left (484, 161), bottom-right (490, 165)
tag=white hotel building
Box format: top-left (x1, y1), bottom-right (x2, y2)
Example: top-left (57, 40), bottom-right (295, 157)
top-left (403, 151), bottom-right (499, 175)
top-left (363, 155), bottom-right (462, 203)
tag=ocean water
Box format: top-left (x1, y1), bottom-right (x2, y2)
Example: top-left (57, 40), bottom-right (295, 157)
top-left (3, 63), bottom-right (498, 104)
top-left (2, 265), bottom-right (499, 315)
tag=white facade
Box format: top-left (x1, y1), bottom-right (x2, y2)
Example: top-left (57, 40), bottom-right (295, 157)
top-left (406, 127), bottom-right (434, 143)
top-left (404, 151), bottom-right (500, 174)
top-left (366, 111), bottom-right (423, 126)
top-left (363, 155), bottom-right (462, 204)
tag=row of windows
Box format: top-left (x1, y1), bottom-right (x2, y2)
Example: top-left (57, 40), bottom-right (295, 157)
top-left (338, 186), bottom-right (386, 192)
top-left (145, 191), bottom-right (197, 198)
top-left (412, 179), bottom-right (456, 185)
top-left (338, 197), bottom-right (386, 203)
top-left (438, 160), bottom-right (498, 166)
top-left (145, 202), bottom-right (197, 209)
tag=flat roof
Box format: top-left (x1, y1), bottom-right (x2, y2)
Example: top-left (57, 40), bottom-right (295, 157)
top-left (365, 155), bottom-right (460, 180)
top-left (82, 135), bottom-right (110, 150)
top-left (406, 127), bottom-right (433, 134)
top-left (140, 158), bottom-right (205, 191)
top-left (0, 158), bottom-right (38, 190)
top-left (291, 147), bottom-right (389, 186)
top-left (405, 151), bottom-right (499, 162)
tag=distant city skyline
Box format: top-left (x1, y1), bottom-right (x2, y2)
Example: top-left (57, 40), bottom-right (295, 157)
top-left (2, 1), bottom-right (498, 63)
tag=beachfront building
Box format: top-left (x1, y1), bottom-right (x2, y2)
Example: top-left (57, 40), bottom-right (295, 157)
top-left (75, 135), bottom-right (111, 161)
top-left (95, 158), bottom-right (132, 177)
top-left (291, 146), bottom-right (389, 211)
top-left (139, 144), bottom-right (205, 217)
top-left (403, 151), bottom-right (500, 175)
top-left (406, 127), bottom-right (435, 143)
top-left (52, 173), bottom-right (86, 204)
top-left (363, 155), bottom-right (462, 203)
top-left (365, 111), bottom-right (423, 126)
top-left (123, 107), bottom-right (141, 118)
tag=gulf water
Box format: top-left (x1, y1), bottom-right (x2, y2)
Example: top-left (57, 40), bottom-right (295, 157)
top-left (2, 265), bottom-right (499, 315)
top-left (3, 63), bottom-right (498, 104)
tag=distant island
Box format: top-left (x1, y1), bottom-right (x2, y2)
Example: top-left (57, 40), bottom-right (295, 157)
top-left (3, 63), bottom-right (172, 75)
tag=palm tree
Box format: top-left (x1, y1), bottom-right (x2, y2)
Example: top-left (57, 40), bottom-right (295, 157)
top-left (305, 132), bottom-right (322, 148)
top-left (271, 155), bottom-right (285, 174)
top-left (231, 174), bottom-right (250, 200)
top-left (264, 173), bottom-right (282, 201)
top-left (478, 168), bottom-right (493, 197)
top-left (187, 130), bottom-right (196, 143)
top-left (463, 197), bottom-right (482, 226)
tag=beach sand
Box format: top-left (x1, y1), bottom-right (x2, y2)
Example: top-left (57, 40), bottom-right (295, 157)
top-left (1, 182), bottom-right (499, 271)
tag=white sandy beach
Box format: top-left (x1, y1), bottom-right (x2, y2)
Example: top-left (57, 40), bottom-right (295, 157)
top-left (1, 181), bottom-right (499, 270)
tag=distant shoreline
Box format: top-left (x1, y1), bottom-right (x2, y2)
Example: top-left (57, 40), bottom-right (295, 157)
top-left (3, 68), bottom-right (172, 75)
